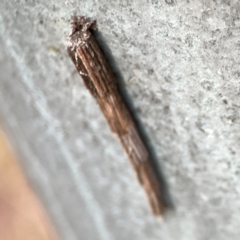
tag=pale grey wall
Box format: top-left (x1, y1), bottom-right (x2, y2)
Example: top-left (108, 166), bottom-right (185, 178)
top-left (0, 1), bottom-right (240, 240)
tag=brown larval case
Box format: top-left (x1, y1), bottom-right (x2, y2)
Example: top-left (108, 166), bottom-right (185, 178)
top-left (67, 16), bottom-right (166, 216)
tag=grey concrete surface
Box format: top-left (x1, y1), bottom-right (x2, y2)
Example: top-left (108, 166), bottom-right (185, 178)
top-left (0, 1), bottom-right (240, 240)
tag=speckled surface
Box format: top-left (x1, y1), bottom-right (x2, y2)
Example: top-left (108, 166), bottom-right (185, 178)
top-left (0, 1), bottom-right (240, 240)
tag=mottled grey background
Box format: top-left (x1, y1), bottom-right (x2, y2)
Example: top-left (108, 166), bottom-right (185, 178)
top-left (0, 1), bottom-right (240, 240)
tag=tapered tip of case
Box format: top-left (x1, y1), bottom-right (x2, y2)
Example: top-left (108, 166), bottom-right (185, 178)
top-left (67, 16), bottom-right (97, 49)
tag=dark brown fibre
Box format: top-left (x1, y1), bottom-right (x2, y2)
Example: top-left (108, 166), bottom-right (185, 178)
top-left (67, 16), bottom-right (166, 216)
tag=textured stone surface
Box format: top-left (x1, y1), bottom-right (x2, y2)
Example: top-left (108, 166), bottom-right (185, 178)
top-left (0, 1), bottom-right (240, 240)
